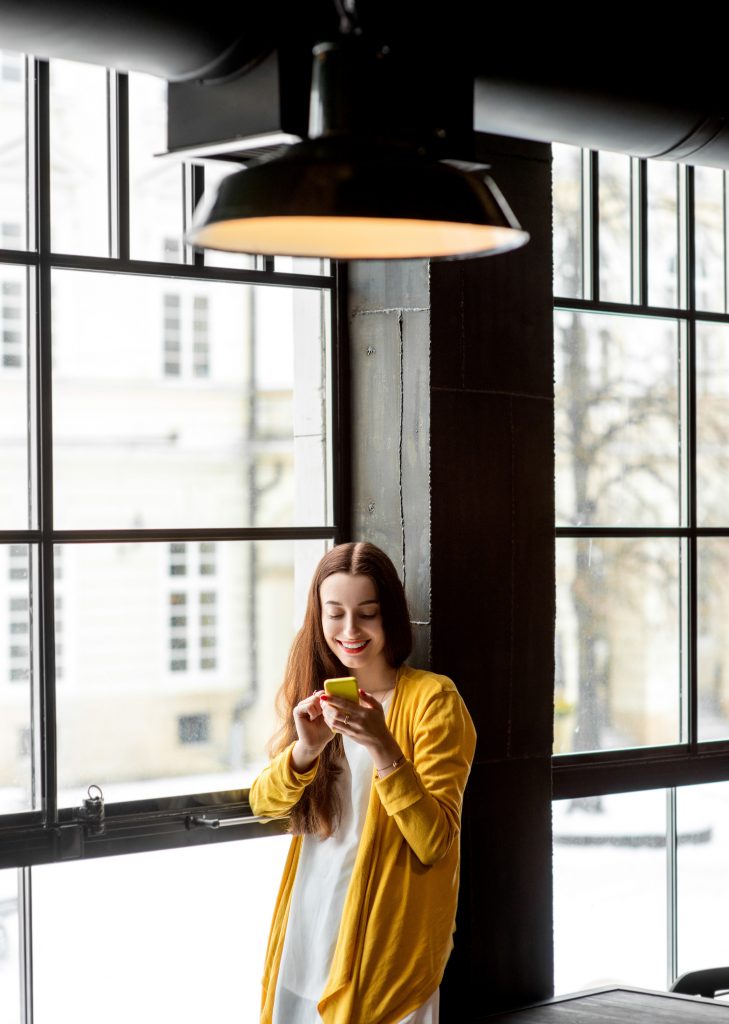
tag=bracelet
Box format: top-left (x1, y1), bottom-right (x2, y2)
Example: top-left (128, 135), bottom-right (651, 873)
top-left (376, 754), bottom-right (405, 778)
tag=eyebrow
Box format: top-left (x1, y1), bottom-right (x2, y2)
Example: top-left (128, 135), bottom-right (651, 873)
top-left (324, 599), bottom-right (379, 606)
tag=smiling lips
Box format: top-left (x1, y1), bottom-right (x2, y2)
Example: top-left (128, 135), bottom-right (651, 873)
top-left (337, 639), bottom-right (370, 654)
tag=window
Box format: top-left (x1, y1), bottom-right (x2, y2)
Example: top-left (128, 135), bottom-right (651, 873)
top-left (161, 290), bottom-right (211, 379)
top-left (162, 293), bottom-right (181, 376)
top-left (168, 592), bottom-right (188, 671)
top-left (178, 713), bottom-right (210, 744)
top-left (1, 275), bottom-right (22, 369)
top-left (8, 595), bottom-right (29, 683)
top-left (6, 548), bottom-right (30, 685)
top-left (168, 542), bottom-right (187, 576)
top-left (0, 49), bottom-right (344, 1015)
top-left (553, 144), bottom-right (729, 989)
top-left (193, 295), bottom-right (210, 377)
top-left (167, 544), bottom-right (218, 674)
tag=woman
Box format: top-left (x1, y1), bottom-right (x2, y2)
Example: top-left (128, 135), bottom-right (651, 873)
top-left (249, 541), bottom-right (477, 1024)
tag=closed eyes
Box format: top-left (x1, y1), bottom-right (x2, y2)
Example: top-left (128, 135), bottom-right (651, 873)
top-left (327, 612), bottom-right (377, 620)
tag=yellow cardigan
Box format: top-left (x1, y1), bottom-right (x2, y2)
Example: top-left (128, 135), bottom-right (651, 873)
top-left (248, 665), bottom-right (477, 1024)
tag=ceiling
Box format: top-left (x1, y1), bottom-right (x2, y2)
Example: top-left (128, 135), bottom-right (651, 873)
top-left (2, 2), bottom-right (728, 167)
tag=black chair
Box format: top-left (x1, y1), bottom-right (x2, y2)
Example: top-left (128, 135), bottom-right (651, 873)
top-left (671, 967), bottom-right (729, 998)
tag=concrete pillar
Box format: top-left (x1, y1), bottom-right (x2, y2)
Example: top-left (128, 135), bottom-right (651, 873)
top-left (347, 132), bottom-right (555, 1018)
top-left (348, 259), bottom-right (432, 669)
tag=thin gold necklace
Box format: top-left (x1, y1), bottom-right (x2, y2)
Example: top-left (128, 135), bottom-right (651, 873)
top-left (370, 667), bottom-right (399, 699)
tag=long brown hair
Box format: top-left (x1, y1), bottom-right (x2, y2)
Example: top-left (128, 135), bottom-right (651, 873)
top-left (270, 541), bottom-right (412, 838)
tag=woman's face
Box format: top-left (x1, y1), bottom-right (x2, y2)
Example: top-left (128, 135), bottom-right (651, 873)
top-left (319, 572), bottom-right (390, 675)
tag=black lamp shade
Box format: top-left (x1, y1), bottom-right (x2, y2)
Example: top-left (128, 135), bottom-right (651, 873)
top-left (187, 138), bottom-right (529, 260)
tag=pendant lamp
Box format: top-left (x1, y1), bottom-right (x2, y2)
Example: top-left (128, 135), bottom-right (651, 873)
top-left (187, 36), bottom-right (529, 261)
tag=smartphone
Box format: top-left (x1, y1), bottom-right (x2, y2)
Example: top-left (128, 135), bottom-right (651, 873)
top-left (324, 676), bottom-right (360, 703)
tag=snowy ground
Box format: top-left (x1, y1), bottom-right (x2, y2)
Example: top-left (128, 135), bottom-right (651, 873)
top-left (554, 782), bottom-right (729, 994)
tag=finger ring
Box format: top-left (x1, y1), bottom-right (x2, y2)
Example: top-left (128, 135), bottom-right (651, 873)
top-left (344, 714), bottom-right (351, 726)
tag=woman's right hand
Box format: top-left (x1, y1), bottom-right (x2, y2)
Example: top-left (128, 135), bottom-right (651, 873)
top-left (291, 690), bottom-right (334, 771)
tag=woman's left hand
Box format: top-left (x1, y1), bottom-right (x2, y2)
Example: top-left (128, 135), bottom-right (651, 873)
top-left (321, 689), bottom-right (403, 770)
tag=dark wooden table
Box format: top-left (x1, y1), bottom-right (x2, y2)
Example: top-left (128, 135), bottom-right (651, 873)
top-left (482, 987), bottom-right (729, 1022)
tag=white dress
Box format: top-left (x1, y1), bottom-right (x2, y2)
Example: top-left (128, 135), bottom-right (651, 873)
top-left (271, 695), bottom-right (439, 1024)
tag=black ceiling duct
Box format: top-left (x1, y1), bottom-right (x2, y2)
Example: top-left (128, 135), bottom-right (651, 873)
top-left (0, 0), bottom-right (278, 82)
top-left (2, 3), bottom-right (729, 169)
top-left (473, 71), bottom-right (729, 170)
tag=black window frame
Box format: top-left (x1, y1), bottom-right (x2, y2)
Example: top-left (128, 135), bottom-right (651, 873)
top-left (553, 148), bottom-right (729, 802)
top-left (0, 56), bottom-right (351, 871)
top-left (552, 147), bottom-right (729, 985)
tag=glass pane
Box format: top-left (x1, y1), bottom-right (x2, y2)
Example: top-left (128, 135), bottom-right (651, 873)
top-left (200, 162), bottom-right (257, 271)
top-left (50, 60), bottom-right (109, 257)
top-left (555, 310), bottom-right (681, 528)
top-left (697, 540), bottom-right (729, 741)
top-left (599, 151), bottom-right (632, 304)
top-left (274, 256), bottom-right (331, 277)
top-left (694, 166), bottom-right (725, 314)
top-left (0, 545), bottom-right (40, 814)
top-left (553, 789), bottom-right (667, 993)
top-left (56, 538), bottom-right (328, 807)
top-left (677, 781), bottom-right (729, 987)
top-left (552, 143), bottom-right (583, 300)
top-left (128, 72), bottom-right (184, 264)
top-left (555, 538), bottom-right (683, 754)
top-left (696, 321), bottom-right (729, 527)
top-left (648, 160), bottom-right (680, 309)
top-left (52, 271), bottom-right (332, 529)
top-left (0, 264), bottom-right (33, 529)
top-left (0, 51), bottom-right (31, 252)
top-left (33, 837), bottom-right (290, 1024)
top-left (0, 869), bottom-right (20, 1024)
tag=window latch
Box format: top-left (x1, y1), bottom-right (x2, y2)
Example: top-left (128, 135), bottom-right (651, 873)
top-left (77, 784), bottom-right (105, 836)
top-left (186, 814), bottom-right (266, 829)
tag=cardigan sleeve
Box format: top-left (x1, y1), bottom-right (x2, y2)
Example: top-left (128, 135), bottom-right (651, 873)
top-left (248, 741), bottom-right (320, 819)
top-left (374, 688), bottom-right (476, 866)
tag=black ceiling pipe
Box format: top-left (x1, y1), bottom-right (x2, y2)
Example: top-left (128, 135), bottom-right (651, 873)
top-left (2, 2), bottom-right (729, 168)
top-left (0, 0), bottom-right (282, 82)
top-left (474, 72), bottom-right (729, 170)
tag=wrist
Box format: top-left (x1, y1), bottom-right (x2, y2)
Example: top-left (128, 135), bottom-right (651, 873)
top-left (291, 739), bottom-right (325, 774)
top-left (368, 737), bottom-right (404, 770)
top-left (375, 751), bottom-right (406, 780)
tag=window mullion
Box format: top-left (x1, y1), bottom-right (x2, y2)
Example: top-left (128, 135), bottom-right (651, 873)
top-left (677, 164), bottom-right (689, 311)
top-left (686, 166), bottom-right (696, 312)
top-left (331, 261), bottom-right (349, 543)
top-left (18, 865), bottom-right (34, 1024)
top-left (106, 69), bottom-right (116, 259)
top-left (666, 787), bottom-right (678, 986)
top-left (34, 59), bottom-right (58, 827)
top-left (107, 69), bottom-right (129, 261)
top-left (724, 170), bottom-right (729, 315)
top-left (191, 163), bottom-right (205, 268)
top-left (182, 162), bottom-right (194, 265)
top-left (116, 72), bottom-right (130, 262)
top-left (686, 165), bottom-right (698, 752)
top-left (582, 150), bottom-right (597, 301)
top-left (630, 156), bottom-right (647, 305)
top-left (687, 478), bottom-right (698, 752)
top-left (25, 57), bottom-right (39, 536)
top-left (24, 55), bottom-right (36, 255)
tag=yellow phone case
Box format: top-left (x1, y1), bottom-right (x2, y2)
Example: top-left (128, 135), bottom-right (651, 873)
top-left (324, 676), bottom-right (360, 703)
